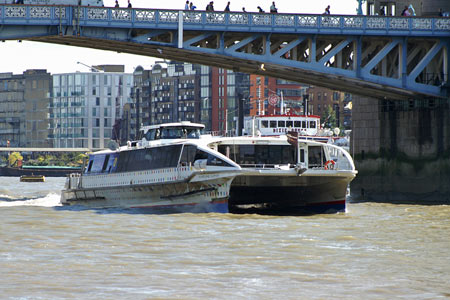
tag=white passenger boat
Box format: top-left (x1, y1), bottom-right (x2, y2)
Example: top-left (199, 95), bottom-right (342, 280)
top-left (61, 122), bottom-right (241, 213)
top-left (206, 131), bottom-right (357, 214)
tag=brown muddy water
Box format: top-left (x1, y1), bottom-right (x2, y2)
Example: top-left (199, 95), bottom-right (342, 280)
top-left (0, 177), bottom-right (449, 299)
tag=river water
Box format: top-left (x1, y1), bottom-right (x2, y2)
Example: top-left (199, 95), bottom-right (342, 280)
top-left (0, 176), bottom-right (449, 299)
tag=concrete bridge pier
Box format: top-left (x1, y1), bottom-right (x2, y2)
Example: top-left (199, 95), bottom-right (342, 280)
top-left (350, 96), bottom-right (450, 204)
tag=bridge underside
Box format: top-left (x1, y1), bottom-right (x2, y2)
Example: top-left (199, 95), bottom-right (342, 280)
top-left (28, 30), bottom-right (448, 100)
top-left (29, 34), bottom-right (412, 99)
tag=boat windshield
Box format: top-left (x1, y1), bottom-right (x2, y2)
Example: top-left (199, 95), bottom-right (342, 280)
top-left (160, 127), bottom-right (201, 139)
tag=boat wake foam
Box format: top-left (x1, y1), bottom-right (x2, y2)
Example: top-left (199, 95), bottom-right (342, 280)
top-left (0, 193), bottom-right (62, 207)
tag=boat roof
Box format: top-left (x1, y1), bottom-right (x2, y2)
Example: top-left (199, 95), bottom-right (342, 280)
top-left (140, 121), bottom-right (205, 131)
top-left (255, 114), bottom-right (320, 119)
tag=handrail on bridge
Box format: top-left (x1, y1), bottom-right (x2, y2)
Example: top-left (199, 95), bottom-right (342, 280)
top-left (0, 4), bottom-right (449, 35)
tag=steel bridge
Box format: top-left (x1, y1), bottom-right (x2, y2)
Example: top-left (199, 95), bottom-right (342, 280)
top-left (1, 4), bottom-right (449, 100)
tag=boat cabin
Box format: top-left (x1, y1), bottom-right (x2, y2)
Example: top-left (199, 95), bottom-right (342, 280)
top-left (244, 114), bottom-right (321, 136)
top-left (213, 138), bottom-right (328, 170)
top-left (84, 142), bottom-right (234, 175)
top-left (139, 122), bottom-right (204, 141)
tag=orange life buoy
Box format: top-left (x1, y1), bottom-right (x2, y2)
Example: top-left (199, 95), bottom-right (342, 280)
top-left (324, 160), bottom-right (335, 170)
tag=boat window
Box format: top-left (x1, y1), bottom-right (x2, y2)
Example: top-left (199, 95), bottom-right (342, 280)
top-left (261, 120), bottom-right (269, 128)
top-left (145, 129), bottom-right (157, 141)
top-left (180, 145), bottom-right (197, 166)
top-left (286, 121), bottom-right (293, 128)
top-left (207, 152), bottom-right (233, 167)
top-left (185, 128), bottom-right (201, 139)
top-left (218, 145), bottom-right (296, 166)
top-left (302, 121), bottom-right (306, 128)
top-left (270, 121), bottom-right (277, 128)
top-left (310, 121), bottom-right (316, 128)
top-left (300, 149), bottom-right (305, 163)
top-left (102, 154), bottom-right (110, 172)
top-left (278, 121), bottom-right (285, 127)
top-left (294, 121), bottom-right (301, 127)
top-left (160, 128), bottom-right (184, 139)
top-left (138, 129), bottom-right (145, 140)
top-left (86, 159), bottom-right (93, 173)
top-left (308, 146), bottom-right (326, 167)
top-left (106, 154), bottom-right (119, 173)
top-left (116, 151), bottom-right (131, 172)
top-left (194, 149), bottom-right (209, 160)
top-left (88, 154), bottom-right (108, 174)
top-left (116, 145), bottom-right (182, 172)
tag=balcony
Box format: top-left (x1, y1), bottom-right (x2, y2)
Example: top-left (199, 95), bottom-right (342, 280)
top-left (0, 128), bottom-right (19, 134)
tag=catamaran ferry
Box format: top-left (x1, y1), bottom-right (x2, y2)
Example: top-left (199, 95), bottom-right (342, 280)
top-left (61, 122), bottom-right (241, 213)
top-left (207, 132), bottom-right (357, 214)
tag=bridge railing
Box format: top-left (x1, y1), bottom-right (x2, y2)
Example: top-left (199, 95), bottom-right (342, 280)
top-left (1, 5), bottom-right (449, 35)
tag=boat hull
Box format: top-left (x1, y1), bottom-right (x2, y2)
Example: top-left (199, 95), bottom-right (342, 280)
top-left (0, 166), bottom-right (81, 177)
top-left (61, 175), bottom-right (234, 214)
top-left (20, 175), bottom-right (45, 182)
top-left (229, 174), bottom-right (353, 215)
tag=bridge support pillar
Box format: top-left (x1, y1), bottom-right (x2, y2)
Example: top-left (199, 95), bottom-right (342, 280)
top-left (350, 96), bottom-right (450, 203)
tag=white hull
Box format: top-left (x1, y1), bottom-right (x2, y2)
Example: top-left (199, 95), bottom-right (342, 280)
top-left (62, 168), bottom-right (236, 212)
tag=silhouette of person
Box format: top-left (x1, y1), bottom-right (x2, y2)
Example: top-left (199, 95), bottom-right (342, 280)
top-left (270, 1), bottom-right (277, 13)
top-left (401, 6), bottom-right (410, 16)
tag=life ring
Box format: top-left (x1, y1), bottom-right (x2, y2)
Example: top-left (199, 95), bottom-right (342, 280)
top-left (324, 160), bottom-right (335, 170)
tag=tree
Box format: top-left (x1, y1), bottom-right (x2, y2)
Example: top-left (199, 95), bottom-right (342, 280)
top-left (8, 152), bottom-right (23, 167)
top-left (74, 153), bottom-right (88, 165)
top-left (321, 105), bottom-right (337, 128)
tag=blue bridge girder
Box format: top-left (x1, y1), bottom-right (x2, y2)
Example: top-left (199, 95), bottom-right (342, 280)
top-left (0, 5), bottom-right (449, 100)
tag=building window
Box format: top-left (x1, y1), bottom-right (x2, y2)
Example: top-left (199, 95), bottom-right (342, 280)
top-left (333, 91), bottom-right (340, 101)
